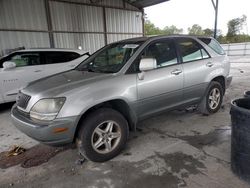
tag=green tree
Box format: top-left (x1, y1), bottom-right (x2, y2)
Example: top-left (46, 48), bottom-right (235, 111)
top-left (144, 20), bottom-right (162, 36)
top-left (162, 25), bottom-right (183, 35)
top-left (203, 28), bottom-right (214, 37)
top-left (227, 15), bottom-right (247, 37)
top-left (144, 19), bottom-right (183, 36)
top-left (188, 24), bottom-right (204, 35)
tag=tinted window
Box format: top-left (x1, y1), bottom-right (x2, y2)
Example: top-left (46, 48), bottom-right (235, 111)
top-left (199, 37), bottom-right (225, 55)
top-left (177, 38), bottom-right (209, 63)
top-left (44, 52), bottom-right (80, 64)
top-left (142, 40), bottom-right (178, 68)
top-left (3, 52), bottom-right (41, 67)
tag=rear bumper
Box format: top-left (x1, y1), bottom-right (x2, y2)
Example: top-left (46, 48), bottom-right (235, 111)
top-left (11, 105), bottom-right (78, 146)
top-left (226, 75), bottom-right (233, 89)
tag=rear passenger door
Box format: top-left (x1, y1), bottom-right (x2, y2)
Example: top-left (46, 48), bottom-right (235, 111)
top-left (41, 51), bottom-right (81, 77)
top-left (176, 37), bottom-right (213, 104)
top-left (136, 39), bottom-right (184, 118)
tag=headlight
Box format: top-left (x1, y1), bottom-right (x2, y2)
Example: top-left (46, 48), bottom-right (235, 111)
top-left (30, 98), bottom-right (66, 121)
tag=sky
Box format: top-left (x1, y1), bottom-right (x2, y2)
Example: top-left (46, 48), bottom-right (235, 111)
top-left (144, 0), bottom-right (250, 35)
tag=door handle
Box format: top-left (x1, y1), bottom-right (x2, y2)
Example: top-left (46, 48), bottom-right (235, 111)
top-left (171, 69), bottom-right (182, 75)
top-left (34, 70), bottom-right (42, 72)
top-left (206, 62), bottom-right (214, 67)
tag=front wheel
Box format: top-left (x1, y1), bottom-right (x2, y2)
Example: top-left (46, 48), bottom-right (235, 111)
top-left (199, 81), bottom-right (224, 115)
top-left (76, 108), bottom-right (129, 162)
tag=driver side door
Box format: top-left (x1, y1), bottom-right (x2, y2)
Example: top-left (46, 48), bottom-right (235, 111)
top-left (136, 39), bottom-right (184, 119)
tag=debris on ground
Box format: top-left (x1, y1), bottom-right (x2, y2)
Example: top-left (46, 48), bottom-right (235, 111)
top-left (185, 105), bottom-right (197, 113)
top-left (0, 144), bottom-right (72, 169)
top-left (6, 145), bottom-right (26, 157)
top-left (75, 158), bottom-right (85, 165)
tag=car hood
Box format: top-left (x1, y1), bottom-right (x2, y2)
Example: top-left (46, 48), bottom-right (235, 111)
top-left (23, 70), bottom-right (112, 97)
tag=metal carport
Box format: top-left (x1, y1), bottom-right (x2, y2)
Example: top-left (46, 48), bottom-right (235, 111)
top-left (0, 0), bottom-right (169, 56)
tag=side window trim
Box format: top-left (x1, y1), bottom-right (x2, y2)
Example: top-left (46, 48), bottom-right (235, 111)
top-left (126, 38), bottom-right (180, 74)
top-left (175, 37), bottom-right (211, 64)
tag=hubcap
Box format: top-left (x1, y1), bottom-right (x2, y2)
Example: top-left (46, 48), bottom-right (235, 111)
top-left (208, 88), bottom-right (221, 110)
top-left (91, 121), bottom-right (121, 154)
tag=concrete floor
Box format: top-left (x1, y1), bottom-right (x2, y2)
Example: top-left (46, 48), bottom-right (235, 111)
top-left (1, 62), bottom-right (250, 188)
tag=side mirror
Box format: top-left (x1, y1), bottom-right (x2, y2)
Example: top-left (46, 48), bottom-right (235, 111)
top-left (3, 61), bottom-right (16, 70)
top-left (139, 58), bottom-right (157, 72)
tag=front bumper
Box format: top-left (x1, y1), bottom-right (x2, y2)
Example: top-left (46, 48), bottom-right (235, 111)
top-left (226, 75), bottom-right (233, 89)
top-left (11, 105), bottom-right (79, 146)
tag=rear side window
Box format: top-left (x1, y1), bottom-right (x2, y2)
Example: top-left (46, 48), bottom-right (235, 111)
top-left (177, 38), bottom-right (210, 63)
top-left (44, 52), bottom-right (80, 64)
top-left (198, 38), bottom-right (225, 55)
top-left (3, 52), bottom-right (41, 67)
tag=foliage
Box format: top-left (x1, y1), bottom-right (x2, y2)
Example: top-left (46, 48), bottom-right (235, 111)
top-left (227, 15), bottom-right (247, 37)
top-left (218, 34), bottom-right (250, 44)
top-left (144, 20), bottom-right (162, 36)
top-left (188, 24), bottom-right (204, 35)
top-left (144, 18), bottom-right (250, 44)
top-left (203, 28), bottom-right (214, 37)
top-left (162, 25), bottom-right (183, 35)
top-left (144, 19), bottom-right (183, 36)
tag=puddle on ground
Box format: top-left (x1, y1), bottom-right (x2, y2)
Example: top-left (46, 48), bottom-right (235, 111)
top-left (0, 144), bottom-right (72, 169)
top-left (178, 126), bottom-right (231, 149)
top-left (156, 152), bottom-right (206, 176)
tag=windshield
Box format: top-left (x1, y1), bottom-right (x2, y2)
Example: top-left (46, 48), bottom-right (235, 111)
top-left (77, 42), bottom-right (142, 73)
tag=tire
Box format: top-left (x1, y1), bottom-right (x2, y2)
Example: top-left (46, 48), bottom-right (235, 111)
top-left (198, 81), bottom-right (224, 115)
top-left (76, 108), bottom-right (129, 162)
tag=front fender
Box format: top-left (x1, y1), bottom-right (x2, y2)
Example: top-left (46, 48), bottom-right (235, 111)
top-left (57, 74), bottom-right (137, 118)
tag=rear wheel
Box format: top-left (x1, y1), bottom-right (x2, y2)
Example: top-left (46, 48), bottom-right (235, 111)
top-left (76, 108), bottom-right (129, 162)
top-left (199, 81), bottom-right (223, 115)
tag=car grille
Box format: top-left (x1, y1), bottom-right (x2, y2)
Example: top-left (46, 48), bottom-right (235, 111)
top-left (16, 92), bottom-right (31, 109)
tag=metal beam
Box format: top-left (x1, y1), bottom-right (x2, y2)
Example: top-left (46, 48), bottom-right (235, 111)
top-left (44, 0), bottom-right (55, 48)
top-left (211, 0), bottom-right (219, 39)
top-left (102, 7), bottom-right (108, 45)
top-left (125, 0), bottom-right (170, 8)
top-left (50, 0), bottom-right (141, 12)
top-left (0, 28), bottom-right (143, 36)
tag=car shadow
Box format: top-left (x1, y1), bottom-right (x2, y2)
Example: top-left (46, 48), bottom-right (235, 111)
top-left (0, 102), bottom-right (15, 113)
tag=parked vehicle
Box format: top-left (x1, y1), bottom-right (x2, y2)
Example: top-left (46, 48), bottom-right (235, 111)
top-left (11, 35), bottom-right (232, 162)
top-left (0, 49), bottom-right (89, 104)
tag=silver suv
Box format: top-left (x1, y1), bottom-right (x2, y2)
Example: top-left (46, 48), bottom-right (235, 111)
top-left (11, 36), bottom-right (232, 162)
